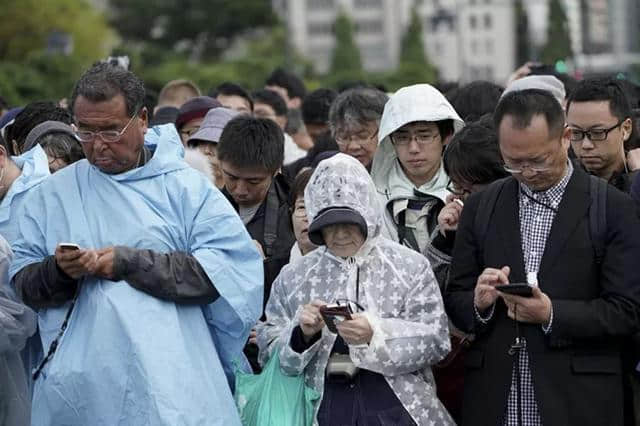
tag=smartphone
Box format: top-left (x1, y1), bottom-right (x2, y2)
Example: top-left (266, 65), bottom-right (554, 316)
top-left (495, 283), bottom-right (533, 298)
top-left (320, 304), bottom-right (353, 333)
top-left (59, 243), bottom-right (80, 252)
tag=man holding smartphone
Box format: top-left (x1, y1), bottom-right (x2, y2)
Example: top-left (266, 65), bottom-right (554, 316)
top-left (8, 63), bottom-right (263, 426)
top-left (445, 89), bottom-right (640, 426)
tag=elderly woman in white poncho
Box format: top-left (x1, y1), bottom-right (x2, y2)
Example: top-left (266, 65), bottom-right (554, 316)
top-left (256, 153), bottom-right (454, 425)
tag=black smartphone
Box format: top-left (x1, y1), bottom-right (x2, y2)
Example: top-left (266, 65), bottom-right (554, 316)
top-left (495, 283), bottom-right (533, 298)
top-left (319, 304), bottom-right (353, 333)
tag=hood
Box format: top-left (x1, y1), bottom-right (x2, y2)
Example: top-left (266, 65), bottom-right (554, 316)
top-left (106, 124), bottom-right (188, 182)
top-left (371, 84), bottom-right (464, 201)
top-left (305, 153), bottom-right (382, 243)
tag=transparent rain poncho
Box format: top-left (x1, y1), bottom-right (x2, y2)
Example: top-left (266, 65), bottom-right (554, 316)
top-left (0, 236), bottom-right (36, 426)
top-left (256, 153), bottom-right (455, 425)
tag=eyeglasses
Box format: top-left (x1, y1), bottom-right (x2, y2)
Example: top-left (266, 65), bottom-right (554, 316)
top-left (335, 129), bottom-right (378, 148)
top-left (568, 120), bottom-right (624, 142)
top-left (391, 131), bottom-right (440, 147)
top-left (446, 180), bottom-right (472, 197)
top-left (73, 110), bottom-right (139, 143)
top-left (503, 163), bottom-right (552, 175)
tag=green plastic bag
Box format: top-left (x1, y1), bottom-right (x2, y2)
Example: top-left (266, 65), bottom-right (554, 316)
top-left (234, 348), bottom-right (320, 426)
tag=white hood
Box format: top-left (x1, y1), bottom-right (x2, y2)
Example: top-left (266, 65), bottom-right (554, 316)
top-left (371, 84), bottom-right (464, 202)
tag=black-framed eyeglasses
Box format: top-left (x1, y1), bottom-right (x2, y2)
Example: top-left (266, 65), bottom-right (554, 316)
top-left (446, 180), bottom-right (471, 197)
top-left (391, 131), bottom-right (440, 147)
top-left (73, 109), bottom-right (140, 143)
top-left (568, 120), bottom-right (624, 142)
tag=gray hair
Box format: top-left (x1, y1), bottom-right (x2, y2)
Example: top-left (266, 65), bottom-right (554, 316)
top-left (329, 88), bottom-right (389, 136)
top-left (71, 63), bottom-right (145, 117)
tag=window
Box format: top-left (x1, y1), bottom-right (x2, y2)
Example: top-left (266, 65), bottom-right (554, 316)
top-left (485, 39), bottom-right (494, 55)
top-left (308, 0), bottom-right (334, 10)
top-left (469, 15), bottom-right (477, 29)
top-left (484, 13), bottom-right (492, 29)
top-left (354, 0), bottom-right (382, 8)
top-left (356, 19), bottom-right (383, 34)
top-left (308, 21), bottom-right (333, 36)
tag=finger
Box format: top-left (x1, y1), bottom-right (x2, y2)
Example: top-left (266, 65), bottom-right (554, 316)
top-left (310, 300), bottom-right (327, 307)
top-left (58, 249), bottom-right (85, 262)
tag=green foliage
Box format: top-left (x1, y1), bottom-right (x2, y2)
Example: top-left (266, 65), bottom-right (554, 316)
top-left (515, 0), bottom-right (531, 65)
top-left (0, 0), bottom-right (115, 64)
top-left (329, 12), bottom-right (363, 77)
top-left (541, 0), bottom-right (572, 63)
top-left (108, 0), bottom-right (277, 60)
top-left (399, 6), bottom-right (428, 68)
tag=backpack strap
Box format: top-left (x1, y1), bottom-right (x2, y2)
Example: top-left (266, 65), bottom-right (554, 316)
top-left (588, 175), bottom-right (608, 264)
top-left (263, 183), bottom-right (279, 258)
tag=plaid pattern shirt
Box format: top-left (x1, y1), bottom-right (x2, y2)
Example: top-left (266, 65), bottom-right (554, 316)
top-left (503, 162), bottom-right (573, 426)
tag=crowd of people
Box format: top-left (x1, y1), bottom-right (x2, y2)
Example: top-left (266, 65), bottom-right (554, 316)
top-left (0, 59), bottom-right (639, 426)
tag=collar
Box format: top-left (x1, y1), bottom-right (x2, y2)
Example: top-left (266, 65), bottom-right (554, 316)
top-left (385, 159), bottom-right (450, 203)
top-left (519, 161), bottom-right (574, 207)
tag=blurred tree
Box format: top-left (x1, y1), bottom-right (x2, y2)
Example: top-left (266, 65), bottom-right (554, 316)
top-left (328, 12), bottom-right (363, 79)
top-left (541, 0), bottom-right (572, 64)
top-left (514, 0), bottom-right (531, 65)
top-left (393, 5), bottom-right (437, 85)
top-left (0, 0), bottom-right (115, 64)
top-left (108, 0), bottom-right (277, 61)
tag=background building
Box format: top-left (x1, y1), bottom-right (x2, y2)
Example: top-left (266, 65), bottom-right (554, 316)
top-left (274, 0), bottom-right (516, 84)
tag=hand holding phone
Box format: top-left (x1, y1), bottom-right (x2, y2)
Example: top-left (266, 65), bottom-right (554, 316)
top-left (59, 243), bottom-right (80, 252)
top-left (320, 304), bottom-right (353, 333)
top-left (495, 283), bottom-right (534, 298)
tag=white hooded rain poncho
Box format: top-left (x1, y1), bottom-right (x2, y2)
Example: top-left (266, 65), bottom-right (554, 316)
top-left (371, 84), bottom-right (464, 250)
top-left (8, 125), bottom-right (263, 426)
top-left (256, 153), bottom-right (454, 425)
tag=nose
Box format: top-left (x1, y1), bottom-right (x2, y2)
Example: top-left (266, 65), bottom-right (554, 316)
top-left (346, 139), bottom-right (361, 152)
top-left (407, 138), bottom-right (421, 153)
top-left (581, 137), bottom-right (595, 149)
top-left (521, 167), bottom-right (538, 179)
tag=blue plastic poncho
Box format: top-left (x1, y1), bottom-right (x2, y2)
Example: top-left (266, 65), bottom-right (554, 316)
top-left (0, 145), bottom-right (50, 244)
top-left (9, 125), bottom-right (264, 426)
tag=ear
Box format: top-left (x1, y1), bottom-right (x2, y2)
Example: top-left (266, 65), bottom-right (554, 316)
top-left (442, 133), bottom-right (453, 147)
top-left (11, 139), bottom-right (20, 156)
top-left (139, 107), bottom-right (149, 134)
top-left (621, 117), bottom-right (633, 142)
top-left (560, 125), bottom-right (571, 150)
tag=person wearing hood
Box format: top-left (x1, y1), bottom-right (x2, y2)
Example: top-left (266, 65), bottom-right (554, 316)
top-left (0, 234), bottom-right (37, 426)
top-left (256, 153), bottom-right (454, 425)
top-left (371, 84), bottom-right (464, 254)
top-left (8, 64), bottom-right (263, 426)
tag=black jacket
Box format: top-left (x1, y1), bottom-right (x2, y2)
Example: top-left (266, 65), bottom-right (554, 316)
top-left (223, 173), bottom-right (295, 311)
top-left (445, 168), bottom-right (640, 426)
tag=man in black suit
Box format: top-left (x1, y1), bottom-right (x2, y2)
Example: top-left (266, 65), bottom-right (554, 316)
top-left (445, 89), bottom-right (640, 426)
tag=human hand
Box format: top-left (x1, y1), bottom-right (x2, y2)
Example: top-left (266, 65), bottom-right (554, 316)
top-left (506, 62), bottom-right (539, 86)
top-left (501, 286), bottom-right (552, 325)
top-left (627, 148), bottom-right (640, 171)
top-left (55, 244), bottom-right (98, 279)
top-left (89, 247), bottom-right (116, 280)
top-left (299, 300), bottom-right (327, 340)
top-left (248, 328), bottom-right (258, 345)
top-left (438, 198), bottom-right (464, 234)
top-left (336, 313), bottom-right (373, 345)
top-left (474, 266), bottom-right (510, 311)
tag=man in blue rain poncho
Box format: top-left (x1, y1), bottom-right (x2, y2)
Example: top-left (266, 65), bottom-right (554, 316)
top-left (8, 63), bottom-right (263, 426)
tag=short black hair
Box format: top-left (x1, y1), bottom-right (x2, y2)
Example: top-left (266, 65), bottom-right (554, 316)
top-left (218, 116), bottom-right (284, 172)
top-left (567, 77), bottom-right (633, 124)
top-left (302, 88), bottom-right (337, 125)
top-left (252, 89), bottom-right (287, 117)
top-left (435, 120), bottom-right (455, 140)
top-left (289, 167), bottom-right (314, 209)
top-left (6, 101), bottom-right (73, 154)
top-left (265, 68), bottom-right (307, 100)
top-left (449, 81), bottom-right (504, 123)
top-left (71, 63), bottom-right (145, 117)
top-left (444, 116), bottom-right (509, 185)
top-left (329, 88), bottom-right (389, 136)
top-left (211, 82), bottom-right (254, 111)
top-left (494, 89), bottom-right (566, 139)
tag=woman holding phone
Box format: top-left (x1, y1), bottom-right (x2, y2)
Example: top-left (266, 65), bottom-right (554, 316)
top-left (256, 154), bottom-right (454, 425)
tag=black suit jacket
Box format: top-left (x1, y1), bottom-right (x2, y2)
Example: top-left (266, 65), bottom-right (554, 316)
top-left (445, 167), bottom-right (640, 426)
